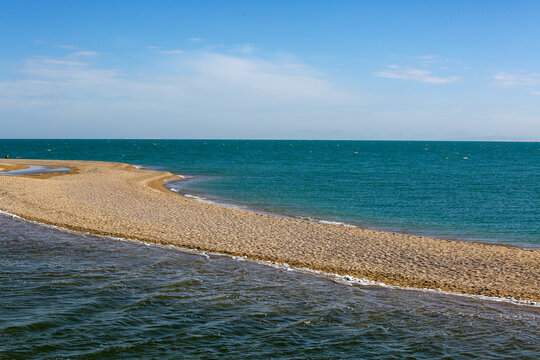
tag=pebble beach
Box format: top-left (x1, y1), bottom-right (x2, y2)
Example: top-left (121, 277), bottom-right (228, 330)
top-left (1, 159), bottom-right (539, 303)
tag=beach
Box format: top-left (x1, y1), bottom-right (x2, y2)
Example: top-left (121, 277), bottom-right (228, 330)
top-left (0, 159), bottom-right (539, 302)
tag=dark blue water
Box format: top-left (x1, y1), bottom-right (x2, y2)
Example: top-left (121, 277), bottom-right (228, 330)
top-left (1, 139), bottom-right (539, 247)
top-left (1, 216), bottom-right (539, 359)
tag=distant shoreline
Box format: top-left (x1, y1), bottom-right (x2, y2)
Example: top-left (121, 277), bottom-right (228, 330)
top-left (1, 159), bottom-right (539, 303)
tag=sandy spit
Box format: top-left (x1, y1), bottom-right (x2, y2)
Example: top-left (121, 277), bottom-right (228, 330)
top-left (1, 159), bottom-right (539, 302)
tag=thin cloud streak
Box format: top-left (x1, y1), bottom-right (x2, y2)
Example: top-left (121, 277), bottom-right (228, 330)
top-left (56, 44), bottom-right (79, 50)
top-left (492, 71), bottom-right (540, 87)
top-left (375, 65), bottom-right (461, 84)
top-left (158, 50), bottom-right (185, 54)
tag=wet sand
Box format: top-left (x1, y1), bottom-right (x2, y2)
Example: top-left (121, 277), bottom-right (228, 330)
top-left (0, 164), bottom-right (28, 172)
top-left (0, 159), bottom-right (539, 302)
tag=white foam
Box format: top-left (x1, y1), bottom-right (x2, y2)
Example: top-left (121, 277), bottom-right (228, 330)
top-left (250, 258), bottom-right (539, 307)
top-left (177, 190), bottom-right (359, 228)
top-left (183, 194), bottom-right (248, 211)
top-left (0, 209), bottom-right (537, 308)
top-left (296, 216), bottom-right (357, 228)
top-left (317, 219), bottom-right (357, 228)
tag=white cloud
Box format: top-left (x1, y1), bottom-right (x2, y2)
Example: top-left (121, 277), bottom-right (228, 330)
top-left (188, 37), bottom-right (203, 42)
top-left (57, 44), bottom-right (79, 50)
top-left (531, 91), bottom-right (540, 95)
top-left (416, 55), bottom-right (439, 67)
top-left (73, 51), bottom-right (100, 57)
top-left (375, 65), bottom-right (461, 84)
top-left (147, 47), bottom-right (185, 54)
top-left (230, 43), bottom-right (256, 54)
top-left (0, 50), bottom-right (361, 138)
top-left (492, 71), bottom-right (540, 87)
top-left (158, 49), bottom-right (184, 54)
top-left (186, 53), bottom-right (339, 99)
top-left (16, 54), bottom-right (117, 83)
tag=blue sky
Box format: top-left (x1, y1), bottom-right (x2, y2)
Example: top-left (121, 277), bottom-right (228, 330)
top-left (1, 0), bottom-right (539, 139)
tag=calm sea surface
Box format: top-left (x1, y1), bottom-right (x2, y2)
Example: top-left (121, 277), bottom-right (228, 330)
top-left (1, 140), bottom-right (539, 358)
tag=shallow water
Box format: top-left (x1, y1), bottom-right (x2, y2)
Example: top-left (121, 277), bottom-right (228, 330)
top-left (0, 165), bottom-right (71, 176)
top-left (1, 139), bottom-right (538, 247)
top-left (1, 216), bottom-right (539, 359)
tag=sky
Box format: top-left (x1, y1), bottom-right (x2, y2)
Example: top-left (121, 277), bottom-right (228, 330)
top-left (1, 0), bottom-right (539, 140)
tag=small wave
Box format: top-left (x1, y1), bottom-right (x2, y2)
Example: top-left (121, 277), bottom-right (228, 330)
top-left (295, 216), bottom-right (357, 228)
top-left (183, 194), bottom-right (249, 211)
top-left (184, 194), bottom-right (212, 203)
top-left (171, 184), bottom-right (359, 229)
top-left (315, 219), bottom-right (357, 228)
top-left (250, 258), bottom-right (539, 307)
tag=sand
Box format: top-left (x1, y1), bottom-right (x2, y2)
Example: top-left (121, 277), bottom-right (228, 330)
top-left (0, 159), bottom-right (539, 302)
top-left (0, 164), bottom-right (28, 172)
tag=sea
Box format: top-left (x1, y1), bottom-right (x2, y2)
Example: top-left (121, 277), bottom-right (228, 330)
top-left (1, 139), bottom-right (539, 359)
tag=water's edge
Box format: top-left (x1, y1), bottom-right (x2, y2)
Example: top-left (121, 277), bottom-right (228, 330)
top-left (162, 174), bottom-right (540, 251)
top-left (1, 209), bottom-right (537, 308)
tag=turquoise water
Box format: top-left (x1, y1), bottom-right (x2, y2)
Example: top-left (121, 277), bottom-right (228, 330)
top-left (1, 139), bottom-right (539, 247)
top-left (1, 216), bottom-right (539, 359)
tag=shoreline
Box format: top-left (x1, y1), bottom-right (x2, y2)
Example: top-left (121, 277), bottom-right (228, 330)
top-left (165, 177), bottom-right (540, 251)
top-left (1, 208), bottom-right (537, 308)
top-left (1, 159), bottom-right (539, 303)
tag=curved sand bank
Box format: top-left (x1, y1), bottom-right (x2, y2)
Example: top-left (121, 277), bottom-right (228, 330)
top-left (1, 159), bottom-right (539, 302)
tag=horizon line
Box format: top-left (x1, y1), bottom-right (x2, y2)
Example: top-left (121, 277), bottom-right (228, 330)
top-left (1, 138), bottom-right (539, 142)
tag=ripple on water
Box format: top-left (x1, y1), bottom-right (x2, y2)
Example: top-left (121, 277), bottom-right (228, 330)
top-left (1, 216), bottom-right (539, 359)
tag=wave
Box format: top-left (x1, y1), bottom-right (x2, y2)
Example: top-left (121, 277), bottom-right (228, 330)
top-left (169, 189), bottom-right (251, 212)
top-left (299, 217), bottom-right (358, 228)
